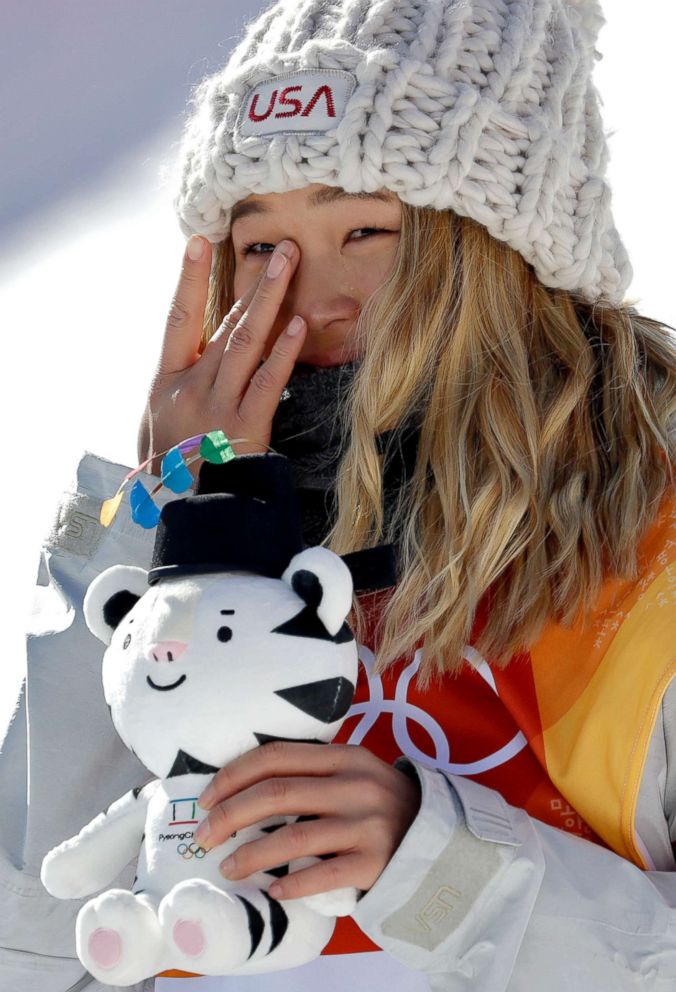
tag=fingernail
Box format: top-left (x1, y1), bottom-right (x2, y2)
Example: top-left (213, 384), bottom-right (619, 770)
top-left (267, 242), bottom-right (291, 279)
top-left (268, 883), bottom-right (282, 898)
top-left (286, 316), bottom-right (304, 337)
top-left (197, 785), bottom-right (216, 809)
top-left (187, 236), bottom-right (205, 261)
top-left (219, 856), bottom-right (235, 876)
top-left (193, 820), bottom-right (210, 846)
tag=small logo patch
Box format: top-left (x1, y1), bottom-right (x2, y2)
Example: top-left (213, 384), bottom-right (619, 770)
top-left (236, 69), bottom-right (356, 138)
top-left (50, 495), bottom-right (103, 558)
top-left (414, 885), bottom-right (464, 932)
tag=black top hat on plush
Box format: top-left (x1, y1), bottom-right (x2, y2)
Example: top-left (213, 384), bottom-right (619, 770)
top-left (148, 451), bottom-right (397, 592)
top-left (148, 454), bottom-right (304, 584)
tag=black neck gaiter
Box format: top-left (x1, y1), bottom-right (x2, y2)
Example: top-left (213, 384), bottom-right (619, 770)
top-left (269, 361), bottom-right (356, 547)
top-left (269, 361), bottom-right (420, 550)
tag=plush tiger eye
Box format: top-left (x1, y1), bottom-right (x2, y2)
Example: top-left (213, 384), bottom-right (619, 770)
top-left (123, 633), bottom-right (132, 649)
top-left (217, 626), bottom-right (233, 643)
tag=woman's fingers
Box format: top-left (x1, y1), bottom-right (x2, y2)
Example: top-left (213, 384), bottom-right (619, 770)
top-left (269, 852), bottom-right (366, 901)
top-left (198, 743), bottom-right (360, 809)
top-left (237, 314), bottom-right (306, 426)
top-left (213, 240), bottom-right (299, 404)
top-left (196, 775), bottom-right (351, 850)
top-left (200, 268), bottom-right (263, 362)
top-left (156, 236), bottom-right (212, 376)
top-left (224, 819), bottom-right (373, 901)
top-left (220, 816), bottom-right (353, 881)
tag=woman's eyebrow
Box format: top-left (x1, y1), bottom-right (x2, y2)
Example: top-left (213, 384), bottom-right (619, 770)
top-left (230, 188), bottom-right (393, 226)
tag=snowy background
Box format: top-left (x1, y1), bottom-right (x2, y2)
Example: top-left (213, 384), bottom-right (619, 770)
top-left (1, 1), bottom-right (674, 735)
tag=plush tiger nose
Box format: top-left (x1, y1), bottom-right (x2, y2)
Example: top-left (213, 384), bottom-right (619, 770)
top-left (149, 641), bottom-right (187, 663)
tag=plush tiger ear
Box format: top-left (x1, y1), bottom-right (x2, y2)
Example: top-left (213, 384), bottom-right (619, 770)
top-left (281, 547), bottom-right (354, 636)
top-left (83, 565), bottom-right (149, 645)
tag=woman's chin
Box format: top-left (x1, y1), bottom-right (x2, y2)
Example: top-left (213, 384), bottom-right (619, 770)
top-left (299, 347), bottom-right (362, 368)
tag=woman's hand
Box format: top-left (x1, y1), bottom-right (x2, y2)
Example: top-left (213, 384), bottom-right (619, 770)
top-left (193, 741), bottom-right (421, 900)
top-left (137, 235), bottom-right (306, 475)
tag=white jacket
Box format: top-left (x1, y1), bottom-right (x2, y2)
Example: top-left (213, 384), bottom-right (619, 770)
top-left (1, 452), bottom-right (675, 992)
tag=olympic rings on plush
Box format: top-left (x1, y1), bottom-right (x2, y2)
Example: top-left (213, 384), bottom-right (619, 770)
top-left (177, 842), bottom-right (207, 859)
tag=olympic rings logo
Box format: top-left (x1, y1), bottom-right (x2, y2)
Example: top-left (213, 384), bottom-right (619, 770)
top-left (177, 842), bottom-right (206, 860)
top-left (347, 645), bottom-right (528, 775)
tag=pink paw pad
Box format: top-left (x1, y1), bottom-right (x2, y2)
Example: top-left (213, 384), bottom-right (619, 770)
top-left (173, 918), bottom-right (205, 957)
top-left (88, 927), bottom-right (122, 969)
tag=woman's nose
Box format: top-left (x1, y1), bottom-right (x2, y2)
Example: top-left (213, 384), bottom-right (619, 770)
top-left (281, 252), bottom-right (360, 333)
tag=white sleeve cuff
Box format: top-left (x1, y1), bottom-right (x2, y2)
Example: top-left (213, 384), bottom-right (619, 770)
top-left (352, 758), bottom-right (545, 991)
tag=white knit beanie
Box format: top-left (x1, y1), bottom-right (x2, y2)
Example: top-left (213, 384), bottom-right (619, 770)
top-left (174, 0), bottom-right (633, 305)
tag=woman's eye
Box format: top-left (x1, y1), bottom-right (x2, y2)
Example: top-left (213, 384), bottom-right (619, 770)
top-left (240, 228), bottom-right (391, 257)
top-left (242, 242), bottom-right (275, 256)
top-left (350, 227), bottom-right (391, 242)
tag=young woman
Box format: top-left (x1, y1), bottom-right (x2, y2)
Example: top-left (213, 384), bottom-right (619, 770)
top-left (2, 2), bottom-right (673, 991)
top-left (134, 0), bottom-right (676, 988)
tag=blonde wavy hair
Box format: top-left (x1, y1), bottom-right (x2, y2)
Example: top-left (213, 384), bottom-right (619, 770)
top-left (201, 202), bottom-right (676, 685)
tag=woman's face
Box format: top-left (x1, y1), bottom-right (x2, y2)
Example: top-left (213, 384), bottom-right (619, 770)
top-left (230, 183), bottom-right (402, 366)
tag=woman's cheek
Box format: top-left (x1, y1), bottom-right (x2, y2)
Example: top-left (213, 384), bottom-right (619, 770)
top-left (351, 244), bottom-right (400, 297)
top-left (233, 261), bottom-right (263, 300)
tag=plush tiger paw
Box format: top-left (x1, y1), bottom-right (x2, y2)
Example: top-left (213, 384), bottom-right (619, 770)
top-left (160, 879), bottom-right (254, 974)
top-left (76, 889), bottom-right (164, 986)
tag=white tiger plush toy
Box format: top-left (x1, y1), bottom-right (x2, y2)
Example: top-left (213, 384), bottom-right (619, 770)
top-left (40, 453), bottom-right (362, 987)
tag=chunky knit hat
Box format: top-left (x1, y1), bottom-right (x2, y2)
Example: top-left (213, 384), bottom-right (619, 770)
top-left (174, 0), bottom-right (632, 304)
